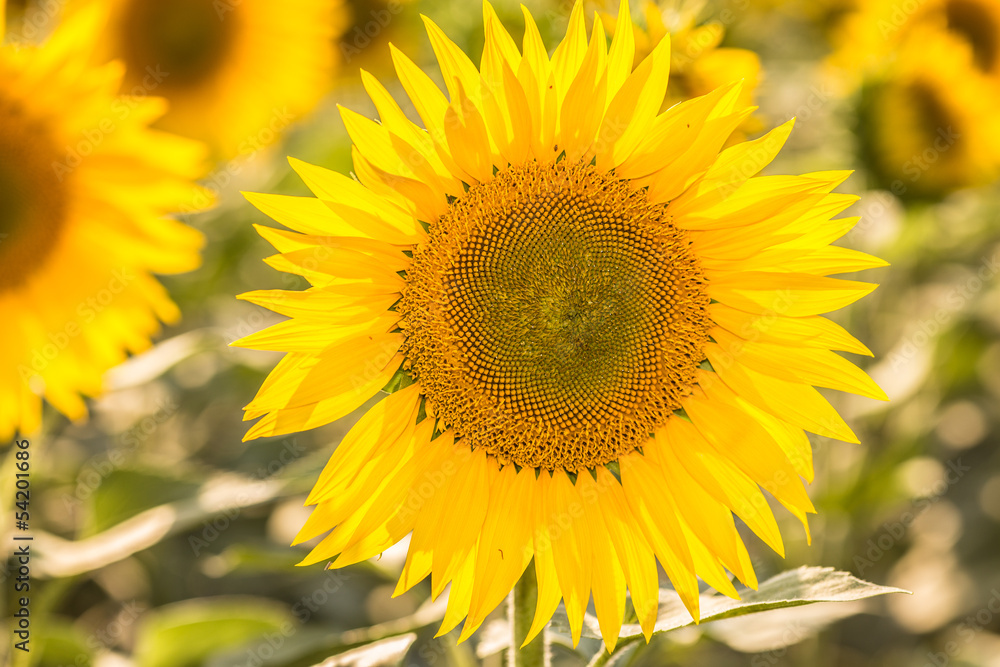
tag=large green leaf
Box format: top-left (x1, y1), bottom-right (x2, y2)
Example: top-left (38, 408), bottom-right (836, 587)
top-left (84, 468), bottom-right (202, 536)
top-left (34, 618), bottom-right (94, 667)
top-left (551, 567), bottom-right (908, 642)
top-left (134, 596), bottom-right (294, 667)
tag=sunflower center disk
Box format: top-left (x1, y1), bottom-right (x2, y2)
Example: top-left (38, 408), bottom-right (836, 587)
top-left (0, 94), bottom-right (68, 291)
top-left (118, 0), bottom-right (236, 89)
top-left (946, 0), bottom-right (1000, 72)
top-left (401, 162), bottom-right (711, 472)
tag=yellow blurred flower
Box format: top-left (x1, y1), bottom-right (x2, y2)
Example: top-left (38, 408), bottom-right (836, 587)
top-left (237, 0), bottom-right (884, 651)
top-left (70, 0), bottom-right (341, 160)
top-left (862, 27), bottom-right (1000, 196)
top-left (0, 4), bottom-right (210, 440)
top-left (831, 0), bottom-right (1000, 85)
top-left (600, 0), bottom-right (762, 138)
top-left (830, 0), bottom-right (1000, 194)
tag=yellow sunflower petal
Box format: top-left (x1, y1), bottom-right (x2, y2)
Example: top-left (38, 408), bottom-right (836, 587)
top-left (438, 543), bottom-right (479, 636)
top-left (306, 384), bottom-right (422, 506)
top-left (461, 463), bottom-right (535, 641)
top-left (430, 447), bottom-right (492, 598)
top-left (0, 4), bottom-right (209, 439)
top-left (540, 469), bottom-right (593, 646)
top-left (525, 474), bottom-right (564, 647)
top-left (649, 429), bottom-right (758, 588)
top-left (605, 0), bottom-right (636, 101)
top-left (236, 2), bottom-right (886, 653)
top-left (577, 471), bottom-right (627, 651)
top-left (707, 271), bottom-right (878, 317)
top-left (620, 452), bottom-right (701, 619)
top-left (596, 33), bottom-right (672, 170)
top-left (711, 327), bottom-right (888, 401)
top-left (663, 417), bottom-right (786, 556)
top-left (703, 351), bottom-right (860, 443)
top-left (551, 0), bottom-right (588, 102)
top-left (423, 14), bottom-right (485, 106)
top-left (708, 303), bottom-right (873, 356)
top-left (593, 467), bottom-right (659, 640)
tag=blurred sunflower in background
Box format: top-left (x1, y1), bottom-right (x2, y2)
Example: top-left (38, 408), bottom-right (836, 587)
top-left (860, 27), bottom-right (1000, 197)
top-left (70, 0), bottom-right (340, 160)
top-left (830, 0), bottom-right (1000, 196)
top-left (334, 0), bottom-right (419, 80)
top-left (238, 0), bottom-right (885, 651)
top-left (830, 0), bottom-right (1000, 81)
top-left (599, 0), bottom-right (762, 139)
top-left (0, 4), bottom-right (209, 441)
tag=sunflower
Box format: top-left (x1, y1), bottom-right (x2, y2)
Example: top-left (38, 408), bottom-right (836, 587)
top-left (827, 0), bottom-right (1000, 194)
top-left (70, 0), bottom-right (340, 159)
top-left (861, 27), bottom-right (1000, 196)
top-left (599, 0), bottom-right (762, 138)
top-left (830, 0), bottom-right (1000, 83)
top-left (238, 0), bottom-right (886, 651)
top-left (0, 4), bottom-right (209, 441)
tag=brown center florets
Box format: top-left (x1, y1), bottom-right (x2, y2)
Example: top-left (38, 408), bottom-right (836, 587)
top-left (399, 161), bottom-right (710, 472)
top-left (0, 93), bottom-right (68, 291)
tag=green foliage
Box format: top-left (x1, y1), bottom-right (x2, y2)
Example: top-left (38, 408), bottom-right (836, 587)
top-left (85, 468), bottom-right (203, 536)
top-left (133, 598), bottom-right (294, 667)
top-left (548, 567), bottom-right (908, 645)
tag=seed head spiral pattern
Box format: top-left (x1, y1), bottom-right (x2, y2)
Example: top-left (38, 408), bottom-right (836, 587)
top-left (400, 161), bottom-right (711, 471)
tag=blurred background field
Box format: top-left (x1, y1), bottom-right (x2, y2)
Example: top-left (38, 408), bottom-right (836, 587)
top-left (3, 0), bottom-right (1000, 665)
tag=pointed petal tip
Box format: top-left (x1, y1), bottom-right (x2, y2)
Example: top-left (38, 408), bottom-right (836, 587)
top-left (433, 619), bottom-right (458, 639)
top-left (456, 619), bottom-right (479, 644)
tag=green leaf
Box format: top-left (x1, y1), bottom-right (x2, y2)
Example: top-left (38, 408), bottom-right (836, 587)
top-left (313, 634), bottom-right (418, 666)
top-left (134, 596), bottom-right (294, 667)
top-left (551, 567), bottom-right (909, 641)
top-left (84, 468), bottom-right (202, 536)
top-left (34, 618), bottom-right (94, 667)
top-left (635, 566), bottom-right (910, 636)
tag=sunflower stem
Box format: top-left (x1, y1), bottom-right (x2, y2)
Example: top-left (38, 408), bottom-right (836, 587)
top-left (509, 565), bottom-right (547, 667)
